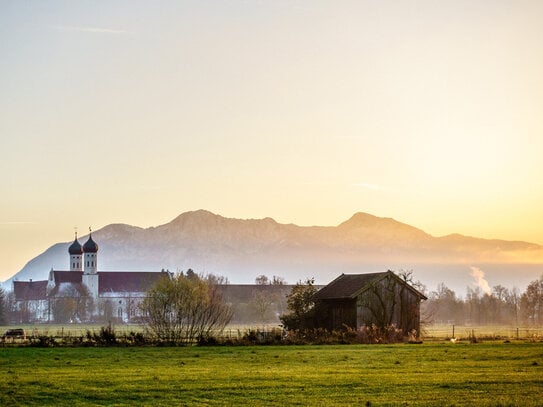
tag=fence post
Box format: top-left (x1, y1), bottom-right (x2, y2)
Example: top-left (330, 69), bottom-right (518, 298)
top-left (516, 327), bottom-right (519, 340)
top-left (452, 324), bottom-right (455, 339)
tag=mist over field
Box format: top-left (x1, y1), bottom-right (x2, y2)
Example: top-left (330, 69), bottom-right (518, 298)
top-left (5, 210), bottom-right (542, 296)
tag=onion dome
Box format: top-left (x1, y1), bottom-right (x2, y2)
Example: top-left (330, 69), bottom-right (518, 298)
top-left (83, 234), bottom-right (99, 253)
top-left (68, 236), bottom-right (83, 255)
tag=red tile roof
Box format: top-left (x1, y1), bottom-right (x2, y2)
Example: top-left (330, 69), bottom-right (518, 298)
top-left (13, 280), bottom-right (48, 301)
top-left (98, 271), bottom-right (169, 294)
top-left (51, 270), bottom-right (83, 284)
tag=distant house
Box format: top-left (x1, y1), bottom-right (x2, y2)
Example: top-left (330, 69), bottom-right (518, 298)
top-left (12, 232), bottom-right (171, 323)
top-left (314, 271), bottom-right (427, 335)
top-left (12, 280), bottom-right (49, 322)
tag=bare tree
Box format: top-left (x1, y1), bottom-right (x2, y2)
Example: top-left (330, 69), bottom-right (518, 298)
top-left (0, 287), bottom-right (7, 325)
top-left (357, 271), bottom-right (425, 336)
top-left (271, 276), bottom-right (286, 285)
top-left (140, 272), bottom-right (232, 344)
top-left (250, 289), bottom-right (275, 322)
top-left (424, 283), bottom-right (464, 324)
top-left (520, 276), bottom-right (543, 325)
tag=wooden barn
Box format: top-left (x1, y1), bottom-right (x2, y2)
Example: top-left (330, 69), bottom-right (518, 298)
top-left (314, 271), bottom-right (427, 335)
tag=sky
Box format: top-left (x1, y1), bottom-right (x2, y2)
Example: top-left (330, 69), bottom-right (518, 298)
top-left (1, 0), bottom-right (543, 282)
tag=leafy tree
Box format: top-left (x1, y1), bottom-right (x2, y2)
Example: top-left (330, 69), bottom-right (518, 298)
top-left (280, 278), bottom-right (318, 330)
top-left (52, 297), bottom-right (77, 323)
top-left (255, 275), bottom-right (269, 285)
top-left (140, 272), bottom-right (232, 343)
top-left (52, 285), bottom-right (93, 323)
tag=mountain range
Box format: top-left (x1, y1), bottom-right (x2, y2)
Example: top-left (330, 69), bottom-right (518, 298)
top-left (5, 210), bottom-right (543, 294)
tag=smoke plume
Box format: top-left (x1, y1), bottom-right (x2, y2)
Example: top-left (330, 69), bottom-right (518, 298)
top-left (469, 266), bottom-right (491, 295)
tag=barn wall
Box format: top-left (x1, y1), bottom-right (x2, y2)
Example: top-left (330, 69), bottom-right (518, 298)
top-left (319, 299), bottom-right (357, 330)
top-left (356, 276), bottom-right (422, 334)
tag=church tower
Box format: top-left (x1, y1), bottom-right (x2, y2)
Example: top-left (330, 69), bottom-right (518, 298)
top-left (83, 229), bottom-right (99, 274)
top-left (82, 229), bottom-right (99, 299)
top-left (68, 232), bottom-right (83, 271)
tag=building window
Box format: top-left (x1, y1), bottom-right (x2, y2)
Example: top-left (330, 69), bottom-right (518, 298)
top-left (87, 261), bottom-right (89, 267)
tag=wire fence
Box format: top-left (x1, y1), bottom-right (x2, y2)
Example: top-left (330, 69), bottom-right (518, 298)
top-left (2, 323), bottom-right (542, 344)
top-left (423, 324), bottom-right (543, 341)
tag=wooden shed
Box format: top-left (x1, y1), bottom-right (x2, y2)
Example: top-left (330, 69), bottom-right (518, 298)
top-left (314, 271), bottom-right (427, 335)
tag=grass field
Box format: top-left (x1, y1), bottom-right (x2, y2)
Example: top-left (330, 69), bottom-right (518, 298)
top-left (1, 342), bottom-right (542, 406)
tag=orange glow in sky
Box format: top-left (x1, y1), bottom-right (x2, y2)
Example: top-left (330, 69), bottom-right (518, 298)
top-left (1, 1), bottom-right (543, 281)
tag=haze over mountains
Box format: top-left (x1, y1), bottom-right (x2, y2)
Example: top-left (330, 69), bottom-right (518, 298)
top-left (5, 210), bottom-right (543, 295)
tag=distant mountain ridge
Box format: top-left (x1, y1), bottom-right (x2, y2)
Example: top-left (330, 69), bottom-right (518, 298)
top-left (5, 210), bottom-right (543, 293)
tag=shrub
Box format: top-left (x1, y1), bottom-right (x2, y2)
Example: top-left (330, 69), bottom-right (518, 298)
top-left (30, 335), bottom-right (56, 347)
top-left (85, 324), bottom-right (117, 346)
top-left (357, 324), bottom-right (403, 344)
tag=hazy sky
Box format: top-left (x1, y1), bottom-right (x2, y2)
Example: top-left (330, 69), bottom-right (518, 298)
top-left (2, 1), bottom-right (543, 281)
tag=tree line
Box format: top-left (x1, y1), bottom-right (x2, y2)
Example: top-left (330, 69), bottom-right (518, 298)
top-left (1, 273), bottom-right (542, 332)
top-left (422, 276), bottom-right (543, 325)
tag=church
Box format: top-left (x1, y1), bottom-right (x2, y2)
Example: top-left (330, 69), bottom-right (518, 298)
top-left (12, 232), bottom-right (170, 323)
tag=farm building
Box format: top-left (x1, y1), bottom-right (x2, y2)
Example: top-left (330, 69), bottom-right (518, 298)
top-left (314, 271), bottom-right (427, 335)
top-left (12, 232), bottom-right (170, 323)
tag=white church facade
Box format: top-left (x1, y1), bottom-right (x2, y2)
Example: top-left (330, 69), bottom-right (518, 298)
top-left (13, 232), bottom-right (170, 323)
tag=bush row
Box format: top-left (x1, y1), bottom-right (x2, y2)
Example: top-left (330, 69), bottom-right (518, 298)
top-left (8, 324), bottom-right (415, 347)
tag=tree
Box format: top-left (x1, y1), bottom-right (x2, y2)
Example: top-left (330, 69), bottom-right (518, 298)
top-left (280, 278), bottom-right (318, 330)
top-left (0, 287), bottom-right (7, 325)
top-left (51, 285), bottom-right (93, 323)
top-left (255, 275), bottom-right (269, 285)
top-left (98, 300), bottom-right (114, 324)
top-left (140, 272), bottom-right (233, 343)
top-left (250, 289), bottom-right (275, 322)
top-left (356, 271), bottom-right (426, 336)
top-left (271, 276), bottom-right (286, 285)
top-left (52, 297), bottom-right (77, 323)
top-left (520, 276), bottom-right (543, 325)
top-left (424, 283), bottom-right (464, 324)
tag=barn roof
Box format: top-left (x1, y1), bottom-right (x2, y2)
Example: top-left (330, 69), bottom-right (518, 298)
top-left (314, 271), bottom-right (427, 301)
top-left (98, 271), bottom-right (169, 294)
top-left (314, 272), bottom-right (386, 300)
top-left (13, 280), bottom-right (48, 301)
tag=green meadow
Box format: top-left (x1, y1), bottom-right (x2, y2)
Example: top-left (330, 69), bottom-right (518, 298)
top-left (1, 342), bottom-right (542, 406)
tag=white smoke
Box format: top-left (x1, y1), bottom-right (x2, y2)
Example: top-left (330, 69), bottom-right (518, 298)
top-left (469, 266), bottom-right (491, 295)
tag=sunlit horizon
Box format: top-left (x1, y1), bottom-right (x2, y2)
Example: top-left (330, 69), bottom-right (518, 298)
top-left (2, 1), bottom-right (543, 281)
